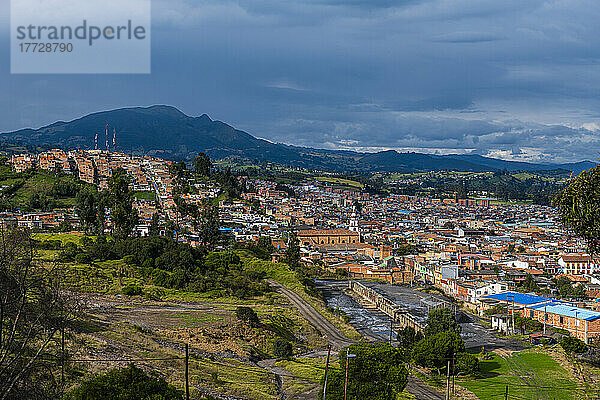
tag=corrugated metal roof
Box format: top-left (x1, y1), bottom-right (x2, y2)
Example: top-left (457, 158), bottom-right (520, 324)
top-left (528, 302), bottom-right (600, 321)
top-left (483, 291), bottom-right (549, 305)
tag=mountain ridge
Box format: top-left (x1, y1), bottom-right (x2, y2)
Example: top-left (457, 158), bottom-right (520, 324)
top-left (1, 105), bottom-right (596, 174)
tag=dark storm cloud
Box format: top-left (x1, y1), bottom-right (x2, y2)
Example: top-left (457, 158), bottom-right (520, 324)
top-left (1, 0), bottom-right (600, 162)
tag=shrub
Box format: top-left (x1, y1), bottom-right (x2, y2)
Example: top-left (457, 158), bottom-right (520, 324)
top-left (236, 306), bottom-right (259, 327)
top-left (63, 364), bottom-right (182, 400)
top-left (560, 336), bottom-right (587, 354)
top-left (74, 252), bottom-right (91, 264)
top-left (273, 338), bottom-right (293, 359)
top-left (59, 241), bottom-right (80, 261)
top-left (455, 352), bottom-right (479, 375)
top-left (122, 284), bottom-right (143, 296)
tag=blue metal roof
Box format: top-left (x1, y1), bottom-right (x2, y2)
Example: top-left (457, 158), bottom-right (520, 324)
top-left (483, 291), bottom-right (549, 305)
top-left (528, 302), bottom-right (600, 321)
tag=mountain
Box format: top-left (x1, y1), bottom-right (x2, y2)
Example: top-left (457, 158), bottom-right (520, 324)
top-left (448, 154), bottom-right (596, 174)
top-left (1, 105), bottom-right (596, 174)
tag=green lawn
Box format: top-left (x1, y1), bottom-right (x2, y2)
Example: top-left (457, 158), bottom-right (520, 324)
top-left (134, 190), bottom-right (156, 201)
top-left (314, 176), bottom-right (364, 189)
top-left (458, 351), bottom-right (579, 400)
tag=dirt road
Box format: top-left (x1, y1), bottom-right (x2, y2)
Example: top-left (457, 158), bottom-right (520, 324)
top-left (268, 279), bottom-right (355, 348)
top-left (269, 280), bottom-right (447, 399)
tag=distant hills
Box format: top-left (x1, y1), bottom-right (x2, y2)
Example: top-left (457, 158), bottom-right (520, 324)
top-left (1, 105), bottom-right (596, 174)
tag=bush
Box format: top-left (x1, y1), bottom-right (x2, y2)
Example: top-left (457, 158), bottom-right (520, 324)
top-left (273, 338), bottom-right (293, 359)
top-left (236, 306), bottom-right (259, 327)
top-left (74, 252), bottom-right (91, 264)
top-left (59, 241), bottom-right (80, 261)
top-left (63, 364), bottom-right (182, 400)
top-left (560, 336), bottom-right (587, 354)
top-left (122, 284), bottom-right (143, 296)
top-left (455, 352), bottom-right (479, 375)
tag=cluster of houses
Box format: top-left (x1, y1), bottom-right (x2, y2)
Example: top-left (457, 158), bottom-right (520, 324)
top-left (7, 151), bottom-right (600, 343)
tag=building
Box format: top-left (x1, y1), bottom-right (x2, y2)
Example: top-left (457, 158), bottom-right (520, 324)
top-left (483, 291), bottom-right (600, 344)
top-left (558, 254), bottom-right (595, 275)
top-left (298, 228), bottom-right (360, 246)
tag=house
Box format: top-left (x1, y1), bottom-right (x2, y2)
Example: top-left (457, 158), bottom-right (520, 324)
top-left (558, 254), bottom-right (595, 275)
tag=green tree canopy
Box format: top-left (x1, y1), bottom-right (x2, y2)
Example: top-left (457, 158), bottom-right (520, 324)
top-left (554, 165), bottom-right (600, 253)
top-left (193, 152), bottom-right (212, 176)
top-left (63, 364), bottom-right (182, 400)
top-left (412, 331), bottom-right (465, 371)
top-left (108, 168), bottom-right (138, 238)
top-left (325, 343), bottom-right (408, 400)
top-left (283, 233), bottom-right (301, 269)
top-left (424, 307), bottom-right (460, 337)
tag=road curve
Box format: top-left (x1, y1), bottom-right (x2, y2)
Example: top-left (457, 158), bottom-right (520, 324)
top-left (268, 279), bottom-right (355, 348)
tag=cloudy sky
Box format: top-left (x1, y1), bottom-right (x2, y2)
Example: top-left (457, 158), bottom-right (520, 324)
top-left (2, 0), bottom-right (600, 162)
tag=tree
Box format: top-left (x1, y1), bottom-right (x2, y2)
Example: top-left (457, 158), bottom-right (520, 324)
top-left (75, 186), bottom-right (100, 233)
top-left (352, 199), bottom-right (362, 215)
top-left (283, 233), bottom-right (301, 269)
top-left (107, 168), bottom-right (138, 238)
top-left (149, 213), bottom-right (160, 237)
top-left (273, 338), bottom-right (293, 359)
top-left (64, 364), bottom-right (182, 400)
top-left (554, 165), bottom-right (600, 252)
top-left (194, 152), bottom-right (212, 176)
top-left (522, 274), bottom-right (539, 292)
top-left (412, 331), bottom-right (465, 372)
top-left (397, 326), bottom-right (423, 349)
top-left (424, 308), bottom-right (460, 337)
top-left (248, 237), bottom-right (274, 260)
top-left (0, 228), bottom-right (73, 400)
top-left (198, 201), bottom-right (221, 249)
top-left (324, 343), bottom-right (408, 400)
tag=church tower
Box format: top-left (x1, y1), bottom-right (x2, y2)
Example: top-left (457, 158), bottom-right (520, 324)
top-left (349, 205), bottom-right (359, 233)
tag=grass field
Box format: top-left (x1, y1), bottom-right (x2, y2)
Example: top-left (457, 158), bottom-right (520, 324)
top-left (134, 190), bottom-right (157, 201)
top-left (458, 350), bottom-right (580, 400)
top-left (314, 176), bottom-right (364, 189)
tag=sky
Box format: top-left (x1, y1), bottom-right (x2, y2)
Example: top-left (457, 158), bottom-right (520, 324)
top-left (1, 0), bottom-right (600, 163)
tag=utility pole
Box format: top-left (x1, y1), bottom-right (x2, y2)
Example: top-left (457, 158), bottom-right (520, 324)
top-left (322, 344), bottom-right (331, 400)
top-left (389, 316), bottom-right (393, 344)
top-left (504, 385), bottom-right (508, 400)
top-left (446, 359), bottom-right (451, 400)
top-left (543, 297), bottom-right (547, 335)
top-left (452, 353), bottom-right (455, 397)
top-left (61, 317), bottom-right (65, 392)
top-left (575, 311), bottom-right (579, 340)
top-left (185, 343), bottom-right (189, 400)
top-left (344, 353), bottom-right (356, 400)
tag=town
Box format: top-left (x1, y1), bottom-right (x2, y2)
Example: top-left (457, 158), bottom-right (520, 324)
top-left (7, 148), bottom-right (600, 348)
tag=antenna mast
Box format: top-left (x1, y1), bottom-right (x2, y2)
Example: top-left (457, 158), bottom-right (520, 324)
top-left (105, 124), bottom-right (109, 151)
